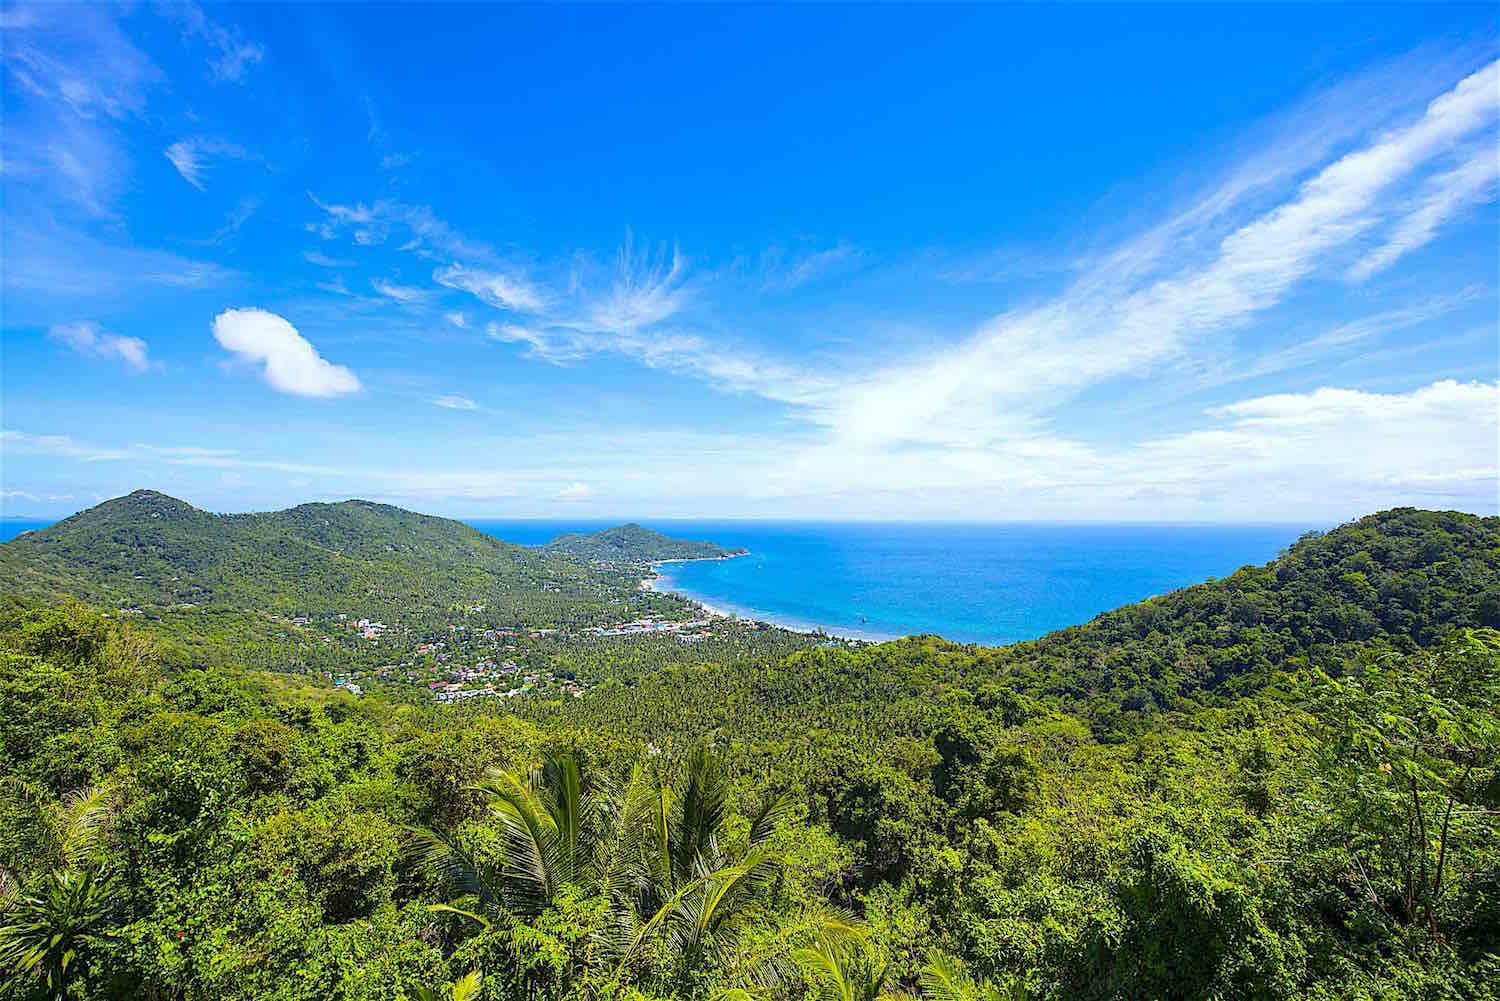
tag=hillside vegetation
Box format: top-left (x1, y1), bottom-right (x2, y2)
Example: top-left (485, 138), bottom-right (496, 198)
top-left (0, 505), bottom-right (1496, 1000)
top-left (0, 492), bottom-right (748, 632)
top-left (544, 522), bottom-right (747, 563)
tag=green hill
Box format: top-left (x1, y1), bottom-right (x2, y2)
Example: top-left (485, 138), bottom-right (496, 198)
top-left (0, 490), bottom-right (611, 622)
top-left (543, 522), bottom-right (746, 563)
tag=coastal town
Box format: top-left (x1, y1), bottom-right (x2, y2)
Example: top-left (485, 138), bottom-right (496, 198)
top-left (316, 607), bottom-right (738, 705)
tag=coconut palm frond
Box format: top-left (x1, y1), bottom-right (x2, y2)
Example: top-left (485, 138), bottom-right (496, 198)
top-left (747, 787), bottom-right (795, 848)
top-left (403, 825), bottom-right (504, 916)
top-left (483, 769), bottom-right (557, 917)
top-left (451, 970), bottom-right (482, 1001)
top-left (671, 741), bottom-right (732, 883)
top-left (917, 950), bottom-right (1016, 1001)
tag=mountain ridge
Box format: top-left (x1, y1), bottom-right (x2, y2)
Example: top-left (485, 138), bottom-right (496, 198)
top-left (0, 490), bottom-right (737, 623)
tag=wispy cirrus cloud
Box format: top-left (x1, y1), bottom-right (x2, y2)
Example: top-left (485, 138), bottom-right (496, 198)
top-left (155, 1), bottom-right (264, 82)
top-left (432, 394), bottom-right (479, 411)
top-left (163, 137), bottom-right (251, 191)
top-left (304, 250), bottom-right (353, 268)
top-left (808, 58), bottom-right (1500, 450)
top-left (1348, 141), bottom-right (1499, 281)
top-left (371, 278), bottom-right (429, 303)
top-left (758, 240), bottom-right (863, 291)
top-left (1, 4), bottom-right (160, 216)
top-left (3, 217), bottom-right (233, 302)
top-left (308, 194), bottom-right (496, 260)
top-left (434, 263), bottom-right (544, 313)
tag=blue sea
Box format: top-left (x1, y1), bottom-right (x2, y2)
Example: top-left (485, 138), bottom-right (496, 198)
top-left (3, 515), bottom-right (1307, 646)
top-left (469, 519), bottom-right (1308, 646)
top-left (0, 520), bottom-right (50, 543)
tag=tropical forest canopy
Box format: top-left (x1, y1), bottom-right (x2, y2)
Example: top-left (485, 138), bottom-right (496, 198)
top-left (0, 497), bottom-right (1497, 1000)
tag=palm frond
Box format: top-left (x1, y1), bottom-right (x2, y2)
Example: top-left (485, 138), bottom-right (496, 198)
top-left (57, 784), bottom-right (116, 869)
top-left (747, 788), bottom-right (796, 848)
top-left (672, 741), bottom-right (731, 884)
top-left (483, 769), bottom-right (557, 916)
top-left (402, 825), bottom-right (503, 915)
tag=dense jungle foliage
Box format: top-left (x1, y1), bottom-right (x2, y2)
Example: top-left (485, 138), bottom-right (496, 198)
top-left (0, 491), bottom-right (694, 628)
top-left (543, 524), bottom-right (746, 564)
top-left (0, 504), bottom-right (1496, 1000)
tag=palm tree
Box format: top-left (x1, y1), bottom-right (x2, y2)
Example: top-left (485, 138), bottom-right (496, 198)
top-left (793, 937), bottom-right (895, 1001)
top-left (918, 951), bottom-right (1028, 1001)
top-left (407, 751), bottom-right (610, 924)
top-left (612, 741), bottom-right (797, 988)
top-left (410, 742), bottom-right (810, 993)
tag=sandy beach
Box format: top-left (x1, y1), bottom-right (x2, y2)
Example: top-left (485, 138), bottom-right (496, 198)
top-left (640, 552), bottom-right (888, 642)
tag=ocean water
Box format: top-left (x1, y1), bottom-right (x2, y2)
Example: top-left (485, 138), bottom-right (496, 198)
top-left (0, 520), bottom-right (51, 543)
top-left (470, 519), bottom-right (1308, 646)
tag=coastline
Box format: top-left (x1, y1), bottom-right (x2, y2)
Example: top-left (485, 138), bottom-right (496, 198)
top-left (640, 552), bottom-right (893, 643)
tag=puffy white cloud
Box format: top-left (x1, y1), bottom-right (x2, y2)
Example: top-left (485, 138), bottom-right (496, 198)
top-left (47, 321), bottom-right (150, 372)
top-left (555, 482), bottom-right (592, 501)
top-left (211, 308), bottom-right (360, 398)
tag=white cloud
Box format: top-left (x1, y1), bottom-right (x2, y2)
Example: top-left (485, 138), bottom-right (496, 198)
top-left (583, 235), bottom-right (687, 334)
top-left (1349, 142), bottom-right (1500, 281)
top-left (434, 263), bottom-right (543, 313)
top-left (371, 278), bottom-right (427, 303)
top-left (47, 321), bottom-right (151, 372)
top-left (1, 5), bottom-right (160, 216)
top-left (308, 195), bottom-right (495, 260)
top-left (809, 59), bottom-right (1500, 451)
top-left (759, 241), bottom-right (862, 291)
top-left (432, 395), bottom-right (478, 410)
top-left (0, 430), bottom-right (131, 462)
top-left (156, 1), bottom-right (264, 82)
top-left (555, 482), bottom-right (592, 501)
top-left (444, 311), bottom-right (468, 328)
top-left (1120, 380), bottom-right (1500, 511)
top-left (3, 218), bottom-right (232, 301)
top-left (163, 137), bottom-right (249, 190)
top-left (304, 250), bottom-right (352, 268)
top-left (211, 308), bottom-right (361, 398)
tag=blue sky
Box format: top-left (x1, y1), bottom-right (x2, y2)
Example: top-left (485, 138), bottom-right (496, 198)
top-left (2, 2), bottom-right (1497, 522)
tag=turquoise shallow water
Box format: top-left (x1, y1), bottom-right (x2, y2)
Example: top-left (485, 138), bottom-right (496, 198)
top-left (471, 519), bottom-right (1309, 646)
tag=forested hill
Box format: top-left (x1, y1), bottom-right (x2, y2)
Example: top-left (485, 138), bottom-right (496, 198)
top-left (983, 506), bottom-right (1500, 714)
top-left (543, 522), bottom-right (746, 563)
top-left (530, 507), bottom-right (1500, 743)
top-left (0, 490), bottom-right (620, 621)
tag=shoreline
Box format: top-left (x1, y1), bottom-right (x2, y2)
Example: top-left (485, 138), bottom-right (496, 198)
top-left (640, 552), bottom-right (893, 643)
